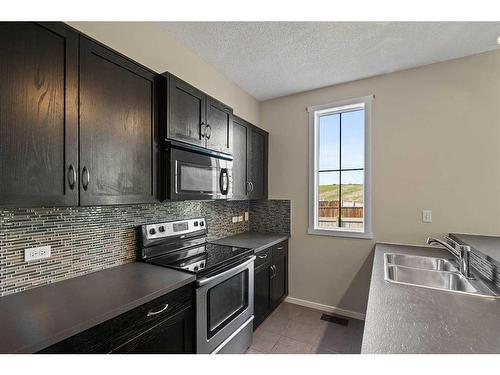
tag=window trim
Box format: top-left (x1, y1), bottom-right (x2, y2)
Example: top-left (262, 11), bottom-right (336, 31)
top-left (307, 95), bottom-right (373, 239)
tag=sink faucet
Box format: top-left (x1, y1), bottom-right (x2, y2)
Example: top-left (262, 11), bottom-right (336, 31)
top-left (427, 237), bottom-right (474, 279)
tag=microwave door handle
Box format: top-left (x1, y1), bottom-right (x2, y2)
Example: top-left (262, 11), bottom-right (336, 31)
top-left (219, 168), bottom-right (229, 195)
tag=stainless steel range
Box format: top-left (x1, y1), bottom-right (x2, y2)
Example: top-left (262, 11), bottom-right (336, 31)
top-left (138, 218), bottom-right (255, 354)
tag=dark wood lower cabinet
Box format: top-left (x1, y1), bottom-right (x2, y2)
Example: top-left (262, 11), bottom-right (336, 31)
top-left (253, 240), bottom-right (288, 330)
top-left (254, 259), bottom-right (272, 328)
top-left (112, 307), bottom-right (194, 354)
top-left (271, 242), bottom-right (288, 306)
top-left (38, 320), bottom-right (113, 354)
top-left (38, 283), bottom-right (195, 354)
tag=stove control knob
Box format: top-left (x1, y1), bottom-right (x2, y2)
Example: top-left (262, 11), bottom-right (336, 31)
top-left (158, 226), bottom-right (165, 232)
top-left (194, 266), bottom-right (199, 271)
top-left (200, 263), bottom-right (204, 269)
top-left (194, 222), bottom-right (198, 227)
top-left (200, 221), bottom-right (204, 227)
top-left (149, 228), bottom-right (156, 235)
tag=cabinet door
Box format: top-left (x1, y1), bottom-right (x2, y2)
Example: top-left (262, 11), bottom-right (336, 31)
top-left (254, 262), bottom-right (272, 329)
top-left (271, 242), bottom-right (288, 307)
top-left (79, 37), bottom-right (158, 205)
top-left (168, 75), bottom-right (206, 147)
top-left (231, 117), bottom-right (249, 200)
top-left (113, 307), bottom-right (195, 354)
top-left (0, 22), bottom-right (78, 207)
top-left (248, 126), bottom-right (268, 200)
top-left (206, 96), bottom-right (232, 154)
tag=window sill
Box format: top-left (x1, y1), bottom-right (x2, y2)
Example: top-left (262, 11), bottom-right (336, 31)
top-left (307, 228), bottom-right (374, 240)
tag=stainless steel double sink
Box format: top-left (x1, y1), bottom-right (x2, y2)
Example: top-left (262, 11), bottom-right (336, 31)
top-left (384, 253), bottom-right (498, 298)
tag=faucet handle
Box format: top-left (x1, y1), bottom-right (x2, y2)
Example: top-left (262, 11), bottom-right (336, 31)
top-left (459, 245), bottom-right (474, 279)
top-left (444, 236), bottom-right (461, 252)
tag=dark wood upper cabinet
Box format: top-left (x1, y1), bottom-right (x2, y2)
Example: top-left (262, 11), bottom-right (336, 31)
top-left (79, 37), bottom-right (158, 205)
top-left (231, 117), bottom-right (249, 200)
top-left (0, 22), bottom-right (79, 207)
top-left (248, 126), bottom-right (268, 200)
top-left (206, 96), bottom-right (232, 154)
top-left (168, 75), bottom-right (206, 147)
top-left (165, 73), bottom-right (233, 155)
top-left (232, 116), bottom-right (268, 200)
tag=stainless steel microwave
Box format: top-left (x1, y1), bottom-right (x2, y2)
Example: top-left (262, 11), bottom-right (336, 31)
top-left (165, 141), bottom-right (233, 200)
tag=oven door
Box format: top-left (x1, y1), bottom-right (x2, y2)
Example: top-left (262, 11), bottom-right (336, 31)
top-left (196, 256), bottom-right (255, 354)
top-left (169, 147), bottom-right (232, 200)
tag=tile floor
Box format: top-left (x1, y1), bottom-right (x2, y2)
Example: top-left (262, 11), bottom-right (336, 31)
top-left (246, 302), bottom-right (364, 354)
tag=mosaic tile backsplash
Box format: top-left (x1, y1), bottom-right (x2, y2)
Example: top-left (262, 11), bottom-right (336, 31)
top-left (0, 200), bottom-right (289, 297)
top-left (250, 200), bottom-right (291, 235)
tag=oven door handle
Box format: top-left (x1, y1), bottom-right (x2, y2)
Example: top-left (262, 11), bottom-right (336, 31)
top-left (196, 256), bottom-right (256, 287)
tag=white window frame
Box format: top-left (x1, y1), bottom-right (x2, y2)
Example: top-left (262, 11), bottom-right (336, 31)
top-left (307, 95), bottom-right (373, 239)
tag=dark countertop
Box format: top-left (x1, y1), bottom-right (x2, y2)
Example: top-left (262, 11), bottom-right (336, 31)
top-left (211, 232), bottom-right (289, 253)
top-left (449, 233), bottom-right (500, 264)
top-left (361, 243), bottom-right (500, 354)
top-left (0, 262), bottom-right (195, 354)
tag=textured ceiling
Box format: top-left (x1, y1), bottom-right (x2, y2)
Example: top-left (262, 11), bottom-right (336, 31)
top-left (158, 22), bottom-right (500, 101)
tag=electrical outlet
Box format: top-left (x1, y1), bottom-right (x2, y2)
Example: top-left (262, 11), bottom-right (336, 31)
top-left (232, 216), bottom-right (238, 223)
top-left (244, 211), bottom-right (249, 221)
top-left (24, 246), bottom-right (51, 262)
top-left (422, 210), bottom-right (432, 223)
top-left (238, 216), bottom-right (243, 222)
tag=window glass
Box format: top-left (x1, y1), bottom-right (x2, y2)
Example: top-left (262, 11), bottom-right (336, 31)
top-left (341, 110), bottom-right (364, 169)
top-left (318, 171), bottom-right (339, 229)
top-left (340, 170), bottom-right (364, 230)
top-left (318, 113), bottom-right (340, 170)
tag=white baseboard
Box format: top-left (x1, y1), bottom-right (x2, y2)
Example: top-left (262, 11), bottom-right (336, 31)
top-left (284, 296), bottom-right (366, 321)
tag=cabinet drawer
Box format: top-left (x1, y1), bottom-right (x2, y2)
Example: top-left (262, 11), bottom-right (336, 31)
top-left (38, 320), bottom-right (113, 354)
top-left (255, 248), bottom-right (272, 269)
top-left (113, 306), bottom-right (194, 354)
top-left (112, 283), bottom-right (194, 348)
top-left (273, 241), bottom-right (288, 260)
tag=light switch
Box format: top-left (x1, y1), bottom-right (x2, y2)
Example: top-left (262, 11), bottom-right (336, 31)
top-left (244, 211), bottom-right (249, 221)
top-left (232, 216), bottom-right (238, 223)
top-left (422, 210), bottom-right (432, 223)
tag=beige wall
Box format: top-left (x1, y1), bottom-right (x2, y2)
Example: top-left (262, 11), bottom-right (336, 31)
top-left (260, 50), bottom-right (500, 314)
top-left (68, 22), bottom-right (260, 125)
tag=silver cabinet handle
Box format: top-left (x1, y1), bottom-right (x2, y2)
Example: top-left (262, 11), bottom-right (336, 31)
top-left (276, 247), bottom-right (284, 250)
top-left (270, 264), bottom-right (276, 278)
top-left (68, 164), bottom-right (77, 190)
top-left (82, 166), bottom-right (90, 191)
top-left (246, 181), bottom-right (251, 193)
top-left (206, 124), bottom-right (211, 139)
top-left (249, 181), bottom-right (254, 192)
top-left (258, 253), bottom-right (268, 259)
top-left (200, 122), bottom-right (206, 138)
top-left (147, 303), bottom-right (169, 317)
